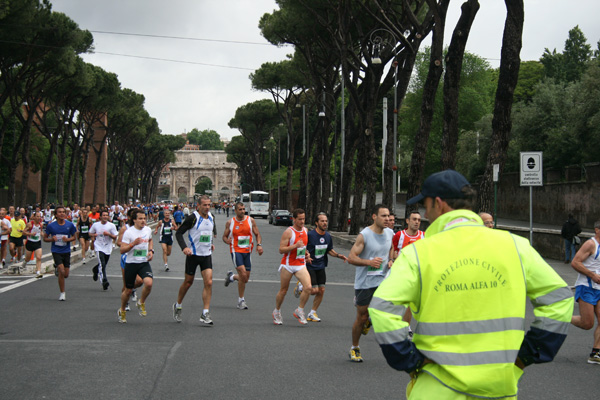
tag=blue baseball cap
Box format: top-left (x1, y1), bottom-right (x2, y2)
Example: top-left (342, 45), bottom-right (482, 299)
top-left (407, 170), bottom-right (471, 205)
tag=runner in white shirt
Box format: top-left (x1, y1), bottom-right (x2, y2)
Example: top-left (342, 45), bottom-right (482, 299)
top-left (118, 209), bottom-right (154, 323)
top-left (89, 210), bottom-right (118, 290)
top-left (0, 208), bottom-right (11, 268)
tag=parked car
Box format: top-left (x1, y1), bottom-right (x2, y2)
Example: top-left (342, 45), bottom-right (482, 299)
top-left (269, 209), bottom-right (293, 226)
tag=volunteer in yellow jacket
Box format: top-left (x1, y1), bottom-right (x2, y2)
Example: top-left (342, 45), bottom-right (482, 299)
top-left (369, 170), bottom-right (574, 399)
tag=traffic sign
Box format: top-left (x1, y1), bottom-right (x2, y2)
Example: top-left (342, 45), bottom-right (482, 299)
top-left (520, 152), bottom-right (543, 186)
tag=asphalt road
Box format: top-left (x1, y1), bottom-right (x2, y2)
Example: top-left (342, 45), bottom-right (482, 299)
top-left (0, 215), bottom-right (598, 399)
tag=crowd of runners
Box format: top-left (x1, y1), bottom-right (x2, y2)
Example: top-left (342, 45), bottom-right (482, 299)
top-left (2, 169), bottom-right (599, 398)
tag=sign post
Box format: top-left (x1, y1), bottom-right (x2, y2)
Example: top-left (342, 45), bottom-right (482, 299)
top-left (520, 152), bottom-right (543, 243)
top-left (493, 164), bottom-right (499, 228)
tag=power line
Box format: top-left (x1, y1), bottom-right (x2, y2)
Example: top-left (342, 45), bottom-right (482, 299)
top-left (94, 51), bottom-right (255, 70)
top-left (90, 30), bottom-right (280, 47)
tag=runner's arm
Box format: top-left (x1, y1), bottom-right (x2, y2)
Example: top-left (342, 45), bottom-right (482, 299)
top-left (175, 214), bottom-right (195, 251)
top-left (348, 234), bottom-right (380, 267)
top-left (222, 219), bottom-right (231, 244)
top-left (570, 239), bottom-right (600, 282)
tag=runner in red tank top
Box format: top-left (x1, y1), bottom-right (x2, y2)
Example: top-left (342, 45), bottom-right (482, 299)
top-left (273, 209), bottom-right (313, 325)
top-left (222, 202), bottom-right (263, 310)
top-left (391, 210), bottom-right (425, 338)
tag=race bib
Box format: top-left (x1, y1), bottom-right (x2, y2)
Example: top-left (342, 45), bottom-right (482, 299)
top-left (133, 249), bottom-right (147, 258)
top-left (237, 236), bottom-right (250, 248)
top-left (199, 230), bottom-right (212, 245)
top-left (113, 221), bottom-right (119, 226)
top-left (55, 234), bottom-right (67, 246)
top-left (296, 246), bottom-right (306, 260)
top-left (367, 259), bottom-right (387, 276)
top-left (81, 226), bottom-right (89, 233)
top-left (314, 245), bottom-right (328, 259)
top-left (31, 235), bottom-right (40, 241)
top-left (164, 228), bottom-right (171, 235)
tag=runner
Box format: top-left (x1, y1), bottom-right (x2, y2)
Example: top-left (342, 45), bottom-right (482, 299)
top-left (116, 208), bottom-right (143, 312)
top-left (110, 207), bottom-right (124, 248)
top-left (273, 208), bottom-right (313, 325)
top-left (9, 210), bottom-right (26, 265)
top-left (43, 204), bottom-right (53, 230)
top-left (570, 219), bottom-right (600, 364)
top-left (294, 212), bottom-right (348, 322)
top-left (118, 209), bottom-right (154, 323)
top-left (77, 211), bottom-right (92, 264)
top-left (21, 211), bottom-right (44, 278)
top-left (69, 204), bottom-right (81, 251)
top-left (88, 206), bottom-right (100, 258)
top-left (154, 209), bottom-right (177, 271)
top-left (43, 206), bottom-right (77, 301)
top-left (89, 209), bottom-right (118, 290)
top-left (222, 202), bottom-right (263, 309)
top-left (173, 205), bottom-right (184, 226)
top-left (172, 195), bottom-right (216, 325)
top-left (391, 210), bottom-right (425, 338)
top-left (347, 204), bottom-right (394, 362)
top-left (0, 208), bottom-right (11, 268)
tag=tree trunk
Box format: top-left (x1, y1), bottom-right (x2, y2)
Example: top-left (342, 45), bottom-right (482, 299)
top-left (477, 0), bottom-right (524, 212)
top-left (79, 131), bottom-right (92, 205)
top-left (382, 113), bottom-right (394, 209)
top-left (57, 129), bottom-right (68, 205)
top-left (19, 115), bottom-right (35, 206)
top-left (441, 0), bottom-right (480, 170)
top-left (406, 1), bottom-right (448, 217)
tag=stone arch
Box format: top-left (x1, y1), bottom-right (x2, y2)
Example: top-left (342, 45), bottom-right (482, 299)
top-left (177, 187), bottom-right (188, 201)
top-left (195, 175), bottom-right (213, 196)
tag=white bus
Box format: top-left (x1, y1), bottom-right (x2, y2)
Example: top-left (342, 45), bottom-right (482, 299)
top-left (248, 190), bottom-right (269, 218)
top-left (240, 193), bottom-right (250, 214)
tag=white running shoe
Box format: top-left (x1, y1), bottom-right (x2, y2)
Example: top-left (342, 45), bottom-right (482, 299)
top-left (58, 292), bottom-right (66, 301)
top-left (272, 309), bottom-right (283, 325)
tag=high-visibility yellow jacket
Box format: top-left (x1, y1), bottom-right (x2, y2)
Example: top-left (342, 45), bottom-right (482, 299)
top-left (369, 209), bottom-right (574, 399)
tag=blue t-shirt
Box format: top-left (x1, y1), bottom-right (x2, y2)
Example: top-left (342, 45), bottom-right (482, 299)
top-left (173, 210), bottom-right (184, 224)
top-left (46, 220), bottom-right (77, 254)
top-left (306, 229), bottom-right (333, 270)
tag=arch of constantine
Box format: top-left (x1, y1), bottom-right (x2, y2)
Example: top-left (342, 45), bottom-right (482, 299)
top-left (167, 146), bottom-right (239, 202)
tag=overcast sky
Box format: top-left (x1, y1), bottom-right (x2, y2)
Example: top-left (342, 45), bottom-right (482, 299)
top-left (50, 0), bottom-right (600, 140)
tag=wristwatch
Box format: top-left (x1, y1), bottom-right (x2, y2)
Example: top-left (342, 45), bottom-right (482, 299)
top-left (257, 243), bottom-right (262, 246)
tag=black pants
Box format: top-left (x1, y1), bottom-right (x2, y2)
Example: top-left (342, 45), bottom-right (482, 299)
top-left (95, 252), bottom-right (111, 283)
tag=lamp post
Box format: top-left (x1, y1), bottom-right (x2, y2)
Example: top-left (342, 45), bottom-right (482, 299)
top-left (370, 28), bottom-right (402, 215)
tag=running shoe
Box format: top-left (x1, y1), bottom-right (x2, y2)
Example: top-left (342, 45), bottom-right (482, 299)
top-left (92, 265), bottom-right (98, 281)
top-left (35, 272), bottom-right (43, 279)
top-left (118, 308), bottom-right (127, 323)
top-left (125, 303), bottom-right (130, 311)
top-left (237, 299), bottom-right (248, 310)
top-left (293, 281), bottom-right (302, 298)
top-left (58, 292), bottom-right (66, 301)
top-left (131, 290), bottom-right (138, 302)
top-left (307, 312), bottom-right (321, 322)
top-left (173, 303), bottom-right (182, 323)
top-left (199, 312), bottom-right (213, 325)
top-left (224, 270), bottom-right (233, 287)
top-left (272, 309), bottom-right (283, 325)
top-left (136, 301), bottom-right (147, 317)
top-left (588, 352), bottom-right (600, 364)
top-left (164, 264), bottom-right (169, 272)
top-left (361, 319), bottom-right (372, 335)
top-left (102, 281), bottom-right (110, 291)
top-left (293, 308), bottom-right (308, 325)
top-left (349, 347), bottom-right (363, 362)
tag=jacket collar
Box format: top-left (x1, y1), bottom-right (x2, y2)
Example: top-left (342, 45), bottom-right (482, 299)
top-left (425, 209), bottom-right (483, 237)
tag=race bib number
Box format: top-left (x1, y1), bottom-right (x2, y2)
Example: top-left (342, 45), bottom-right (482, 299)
top-left (199, 230), bottom-right (212, 245)
top-left (133, 249), bottom-right (147, 258)
top-left (296, 246), bottom-right (306, 260)
top-left (164, 228), bottom-right (171, 235)
top-left (55, 234), bottom-right (67, 247)
top-left (113, 221), bottom-right (119, 226)
top-left (314, 245), bottom-right (328, 259)
top-left (237, 236), bottom-right (250, 248)
top-left (31, 235), bottom-right (40, 241)
top-left (81, 226), bottom-right (89, 233)
top-left (367, 259), bottom-right (387, 276)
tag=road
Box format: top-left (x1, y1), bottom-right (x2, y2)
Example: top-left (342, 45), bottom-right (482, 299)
top-left (0, 215), bottom-right (597, 399)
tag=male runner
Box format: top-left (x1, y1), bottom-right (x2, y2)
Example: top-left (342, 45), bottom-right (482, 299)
top-left (0, 208), bottom-right (11, 268)
top-left (90, 210), bottom-right (118, 290)
top-left (392, 210), bottom-right (425, 338)
top-left (21, 211), bottom-right (44, 278)
top-left (273, 209), bottom-right (313, 325)
top-left (294, 212), bottom-right (348, 322)
top-left (172, 196), bottom-right (216, 325)
top-left (69, 204), bottom-right (81, 251)
top-left (570, 219), bottom-right (600, 364)
top-left (118, 209), bottom-right (154, 323)
top-left (347, 204), bottom-right (394, 362)
top-left (43, 206), bottom-right (77, 301)
top-left (43, 204), bottom-right (53, 230)
top-left (154, 209), bottom-right (177, 271)
top-left (88, 206), bottom-right (101, 258)
top-left (222, 202), bottom-right (263, 309)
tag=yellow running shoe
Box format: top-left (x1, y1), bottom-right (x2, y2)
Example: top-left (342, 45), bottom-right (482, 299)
top-left (118, 308), bottom-right (127, 323)
top-left (136, 301), bottom-right (147, 317)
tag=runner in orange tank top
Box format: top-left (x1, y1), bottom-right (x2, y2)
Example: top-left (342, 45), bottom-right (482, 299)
top-left (272, 208), bottom-right (313, 325)
top-left (222, 202), bottom-right (263, 309)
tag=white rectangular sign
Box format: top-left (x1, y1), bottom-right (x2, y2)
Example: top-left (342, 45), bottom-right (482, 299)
top-left (520, 152), bottom-right (543, 186)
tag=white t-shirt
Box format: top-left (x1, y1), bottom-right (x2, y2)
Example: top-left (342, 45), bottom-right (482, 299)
top-left (122, 226), bottom-right (152, 264)
top-left (89, 221), bottom-right (118, 255)
top-left (1, 218), bottom-right (11, 241)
